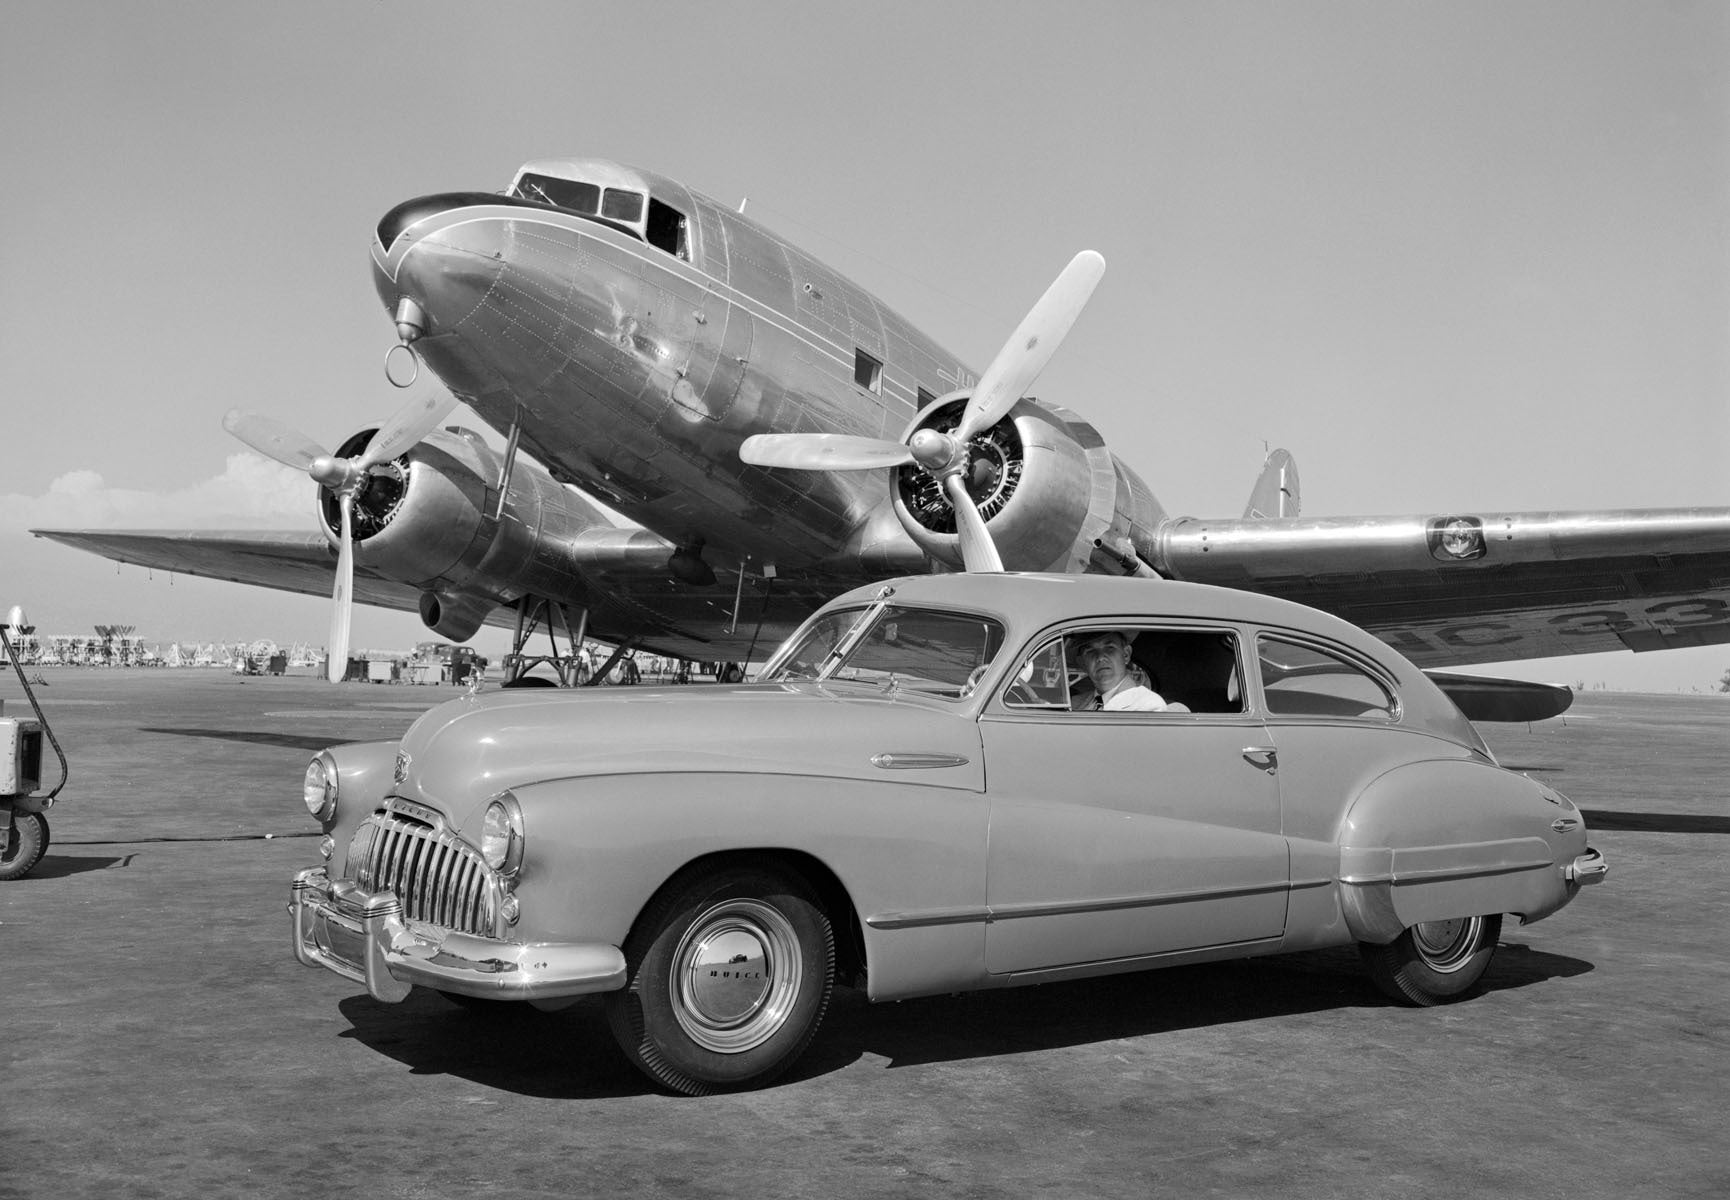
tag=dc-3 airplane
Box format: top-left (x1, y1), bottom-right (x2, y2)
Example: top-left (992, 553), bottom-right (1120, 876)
top-left (35, 157), bottom-right (1730, 718)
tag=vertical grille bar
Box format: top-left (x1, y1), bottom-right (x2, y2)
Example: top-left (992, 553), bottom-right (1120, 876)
top-left (355, 811), bottom-right (498, 937)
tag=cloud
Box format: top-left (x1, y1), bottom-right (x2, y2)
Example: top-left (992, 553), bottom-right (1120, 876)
top-left (0, 453), bottom-right (314, 532)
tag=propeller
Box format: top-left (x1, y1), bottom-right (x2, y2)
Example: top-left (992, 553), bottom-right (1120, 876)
top-left (223, 390), bottom-right (459, 681)
top-left (740, 251), bottom-right (1104, 571)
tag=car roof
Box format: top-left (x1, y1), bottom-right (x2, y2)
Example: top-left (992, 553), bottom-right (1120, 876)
top-left (831, 573), bottom-right (1400, 666)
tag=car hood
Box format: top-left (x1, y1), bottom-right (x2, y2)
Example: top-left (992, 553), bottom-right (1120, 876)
top-left (392, 682), bottom-right (986, 825)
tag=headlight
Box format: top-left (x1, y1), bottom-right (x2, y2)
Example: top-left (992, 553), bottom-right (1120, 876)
top-left (302, 752), bottom-right (339, 821)
top-left (479, 793), bottom-right (524, 877)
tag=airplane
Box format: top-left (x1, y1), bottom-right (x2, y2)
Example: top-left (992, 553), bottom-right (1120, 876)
top-left (35, 156), bottom-right (1730, 718)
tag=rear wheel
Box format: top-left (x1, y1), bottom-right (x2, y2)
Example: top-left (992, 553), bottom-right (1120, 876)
top-left (0, 812), bottom-right (49, 881)
top-left (1361, 913), bottom-right (1502, 1005)
top-left (606, 863), bottom-right (834, 1095)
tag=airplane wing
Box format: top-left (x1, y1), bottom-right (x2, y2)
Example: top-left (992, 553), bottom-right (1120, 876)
top-left (30, 528), bottom-right (436, 616)
top-left (1156, 507), bottom-right (1730, 667)
top-left (27, 526), bottom-right (814, 659)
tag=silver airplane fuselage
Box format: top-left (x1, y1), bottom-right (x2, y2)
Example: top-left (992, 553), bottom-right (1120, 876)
top-left (369, 158), bottom-right (1167, 595)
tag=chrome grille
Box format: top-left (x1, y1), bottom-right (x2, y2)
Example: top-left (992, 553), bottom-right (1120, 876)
top-left (360, 808), bottom-right (498, 936)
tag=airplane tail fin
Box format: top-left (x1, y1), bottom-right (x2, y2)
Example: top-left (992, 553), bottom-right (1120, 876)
top-left (1243, 448), bottom-right (1300, 519)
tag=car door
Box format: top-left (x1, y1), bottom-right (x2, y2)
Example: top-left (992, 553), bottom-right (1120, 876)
top-left (977, 623), bottom-right (1289, 976)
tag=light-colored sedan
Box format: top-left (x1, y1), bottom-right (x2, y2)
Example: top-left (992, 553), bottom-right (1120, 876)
top-left (289, 574), bottom-right (1606, 1094)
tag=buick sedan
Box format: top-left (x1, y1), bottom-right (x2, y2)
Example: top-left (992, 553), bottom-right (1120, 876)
top-left (289, 573), bottom-right (1606, 1094)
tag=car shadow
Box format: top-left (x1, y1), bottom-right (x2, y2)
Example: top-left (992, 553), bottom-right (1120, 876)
top-left (788, 943), bottom-right (1591, 1081)
top-left (334, 942), bottom-right (1594, 1097)
top-left (336, 993), bottom-right (645, 1099)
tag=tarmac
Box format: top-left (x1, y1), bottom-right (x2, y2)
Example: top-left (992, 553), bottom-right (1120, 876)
top-left (2, 669), bottom-right (1725, 1199)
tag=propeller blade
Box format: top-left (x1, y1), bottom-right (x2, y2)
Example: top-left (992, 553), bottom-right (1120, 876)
top-left (955, 250), bottom-right (1105, 443)
top-left (357, 391), bottom-right (460, 470)
top-left (326, 494), bottom-right (355, 683)
top-left (222, 409), bottom-right (329, 472)
top-left (943, 475), bottom-right (1004, 573)
top-left (741, 433), bottom-right (915, 471)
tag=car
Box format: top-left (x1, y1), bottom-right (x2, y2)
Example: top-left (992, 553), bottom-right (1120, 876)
top-left (288, 573), bottom-right (1607, 1094)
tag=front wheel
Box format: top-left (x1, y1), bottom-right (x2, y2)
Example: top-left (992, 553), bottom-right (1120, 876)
top-left (606, 863), bottom-right (835, 1095)
top-left (0, 812), bottom-right (49, 881)
top-left (1360, 913), bottom-right (1502, 1006)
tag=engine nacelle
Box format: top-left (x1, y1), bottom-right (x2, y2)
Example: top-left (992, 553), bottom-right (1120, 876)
top-left (318, 426), bottom-right (611, 637)
top-left (890, 397), bottom-right (1167, 574)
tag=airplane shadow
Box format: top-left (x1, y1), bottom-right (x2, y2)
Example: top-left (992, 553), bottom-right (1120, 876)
top-left (335, 943), bottom-right (1593, 1098)
top-left (138, 726), bottom-right (343, 751)
top-left (1580, 808), bottom-right (1730, 835)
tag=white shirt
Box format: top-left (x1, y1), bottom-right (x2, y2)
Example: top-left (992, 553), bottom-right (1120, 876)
top-left (1097, 681), bottom-right (1166, 711)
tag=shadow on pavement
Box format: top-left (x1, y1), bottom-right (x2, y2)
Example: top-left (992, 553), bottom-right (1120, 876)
top-left (138, 726), bottom-right (342, 751)
top-left (1581, 808), bottom-right (1730, 834)
top-left (8, 853), bottom-right (130, 880)
top-left (333, 941), bottom-right (1595, 1096)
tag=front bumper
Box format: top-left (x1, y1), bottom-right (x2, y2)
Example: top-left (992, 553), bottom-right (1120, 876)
top-left (289, 867), bottom-right (626, 1003)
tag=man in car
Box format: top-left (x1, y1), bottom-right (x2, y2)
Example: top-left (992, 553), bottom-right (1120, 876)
top-left (1070, 630), bottom-right (1165, 711)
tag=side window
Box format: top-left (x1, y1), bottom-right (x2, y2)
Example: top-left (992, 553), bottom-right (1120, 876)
top-left (647, 199), bottom-right (689, 259)
top-left (1257, 636), bottom-right (1398, 720)
top-left (1001, 627), bottom-right (1245, 714)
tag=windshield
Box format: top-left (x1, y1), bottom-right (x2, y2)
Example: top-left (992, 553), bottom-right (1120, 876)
top-left (512, 173), bottom-right (644, 225)
top-left (761, 604), bottom-right (1006, 699)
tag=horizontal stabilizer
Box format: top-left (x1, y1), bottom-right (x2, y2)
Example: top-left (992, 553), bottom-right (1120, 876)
top-left (1243, 449), bottom-right (1300, 519)
top-left (1424, 671), bottom-right (1574, 723)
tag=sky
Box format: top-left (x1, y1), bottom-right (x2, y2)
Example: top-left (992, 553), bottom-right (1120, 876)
top-left (2, 1), bottom-right (1727, 689)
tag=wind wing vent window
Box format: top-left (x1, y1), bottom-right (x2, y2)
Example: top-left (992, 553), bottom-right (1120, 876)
top-left (855, 350), bottom-right (883, 393)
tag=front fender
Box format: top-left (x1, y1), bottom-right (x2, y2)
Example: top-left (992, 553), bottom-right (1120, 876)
top-left (502, 770), bottom-right (992, 1001)
top-left (1336, 758), bottom-right (1588, 943)
top-left (320, 740), bottom-right (399, 870)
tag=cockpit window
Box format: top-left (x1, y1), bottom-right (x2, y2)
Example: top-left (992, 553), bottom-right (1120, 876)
top-left (512, 174), bottom-right (645, 227)
top-left (601, 188), bottom-right (644, 223)
top-left (514, 174), bottom-right (599, 214)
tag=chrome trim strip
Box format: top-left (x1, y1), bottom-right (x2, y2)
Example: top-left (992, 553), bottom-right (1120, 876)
top-left (870, 752), bottom-right (971, 770)
top-left (865, 878), bottom-right (1290, 930)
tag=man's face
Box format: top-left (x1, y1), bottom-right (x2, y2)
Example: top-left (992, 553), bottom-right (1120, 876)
top-left (1074, 633), bottom-right (1129, 693)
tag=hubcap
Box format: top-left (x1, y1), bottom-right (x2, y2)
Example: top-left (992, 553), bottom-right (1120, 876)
top-left (1411, 915), bottom-right (1483, 972)
top-left (670, 899), bottom-right (802, 1053)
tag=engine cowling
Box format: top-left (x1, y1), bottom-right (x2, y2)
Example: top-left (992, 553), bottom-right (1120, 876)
top-left (318, 426), bottom-right (608, 639)
top-left (890, 397), bottom-right (1167, 574)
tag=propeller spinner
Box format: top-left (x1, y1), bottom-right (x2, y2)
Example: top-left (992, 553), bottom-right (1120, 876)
top-left (740, 251), bottom-right (1104, 572)
top-left (223, 391), bottom-right (458, 681)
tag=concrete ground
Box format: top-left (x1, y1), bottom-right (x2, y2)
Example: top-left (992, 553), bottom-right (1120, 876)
top-left (1, 670), bottom-right (1725, 1199)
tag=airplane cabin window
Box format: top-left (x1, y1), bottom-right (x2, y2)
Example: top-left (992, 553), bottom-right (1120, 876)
top-left (602, 188), bottom-right (645, 223)
top-left (917, 387), bottom-right (937, 408)
top-left (647, 199), bottom-right (689, 259)
top-left (855, 350), bottom-right (883, 394)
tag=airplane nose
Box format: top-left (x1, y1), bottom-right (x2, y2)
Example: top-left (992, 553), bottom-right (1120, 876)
top-left (374, 191), bottom-right (501, 255)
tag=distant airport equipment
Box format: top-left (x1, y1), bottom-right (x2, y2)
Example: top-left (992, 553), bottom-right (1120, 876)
top-left (2, 607), bottom-right (68, 881)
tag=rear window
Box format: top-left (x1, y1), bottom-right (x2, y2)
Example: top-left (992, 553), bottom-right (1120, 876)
top-left (1257, 636), bottom-right (1398, 720)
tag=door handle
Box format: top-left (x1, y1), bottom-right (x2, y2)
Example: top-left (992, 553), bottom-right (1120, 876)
top-left (1241, 745), bottom-right (1277, 767)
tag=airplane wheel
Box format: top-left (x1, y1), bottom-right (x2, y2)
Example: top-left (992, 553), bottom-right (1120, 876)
top-left (1360, 913), bottom-right (1501, 1006)
top-left (0, 812), bottom-right (49, 881)
top-left (606, 863), bottom-right (834, 1096)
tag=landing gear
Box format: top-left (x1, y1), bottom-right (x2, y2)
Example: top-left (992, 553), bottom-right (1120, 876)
top-left (500, 596), bottom-right (595, 687)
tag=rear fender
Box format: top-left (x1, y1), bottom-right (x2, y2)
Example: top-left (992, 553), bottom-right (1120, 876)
top-left (1336, 759), bottom-right (1584, 942)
